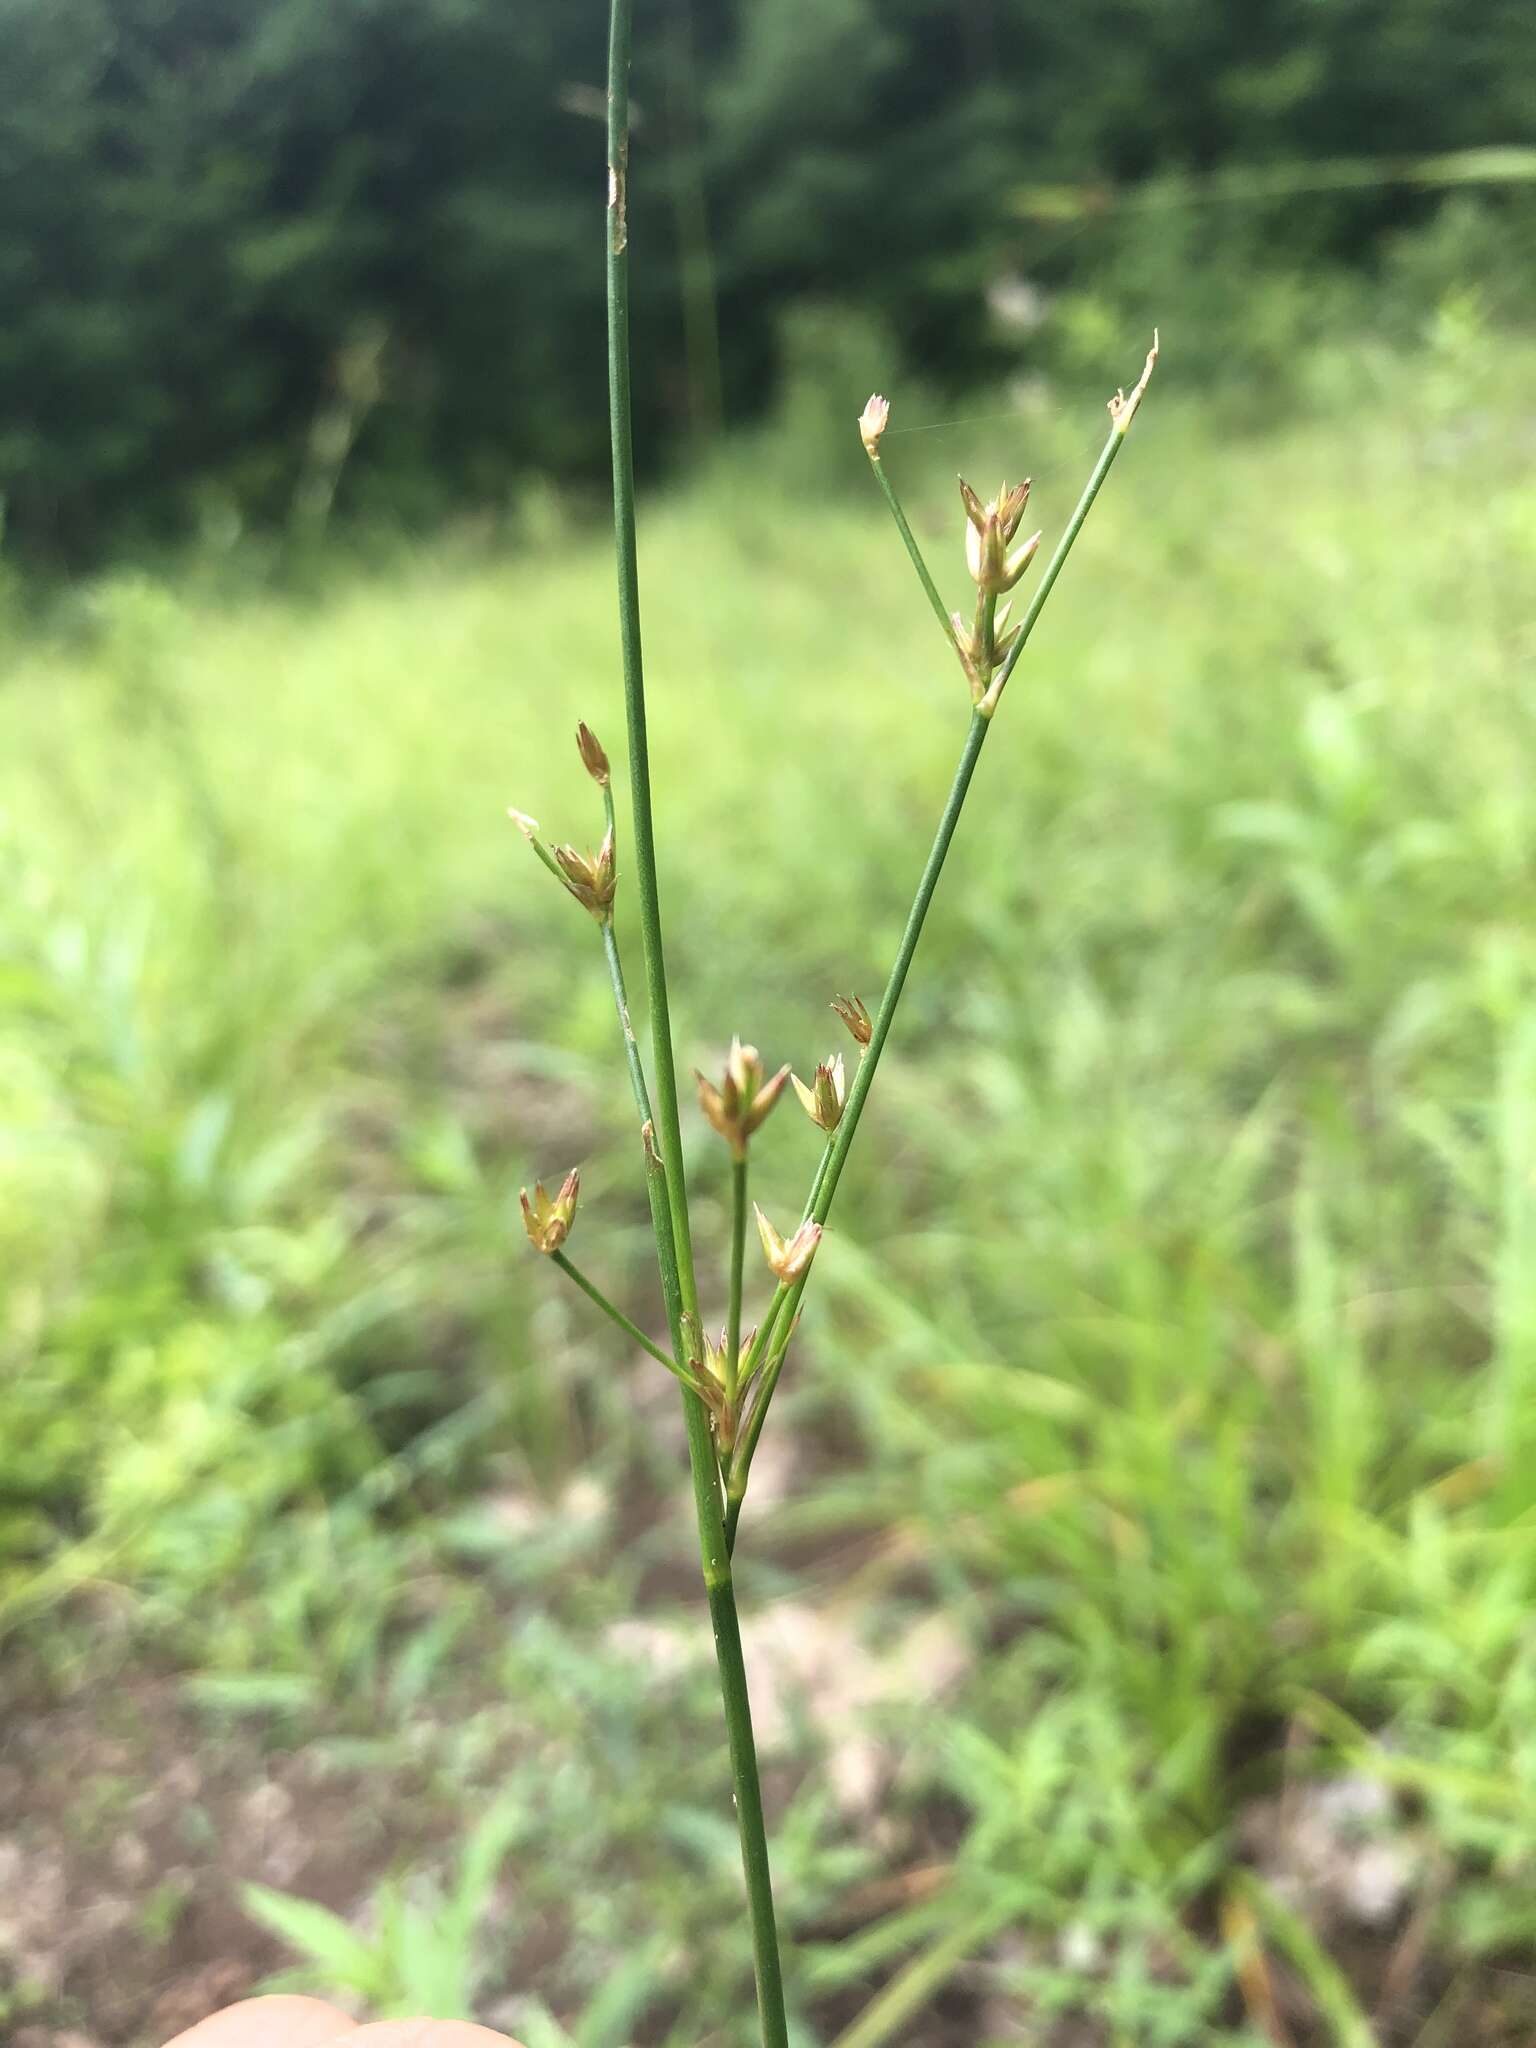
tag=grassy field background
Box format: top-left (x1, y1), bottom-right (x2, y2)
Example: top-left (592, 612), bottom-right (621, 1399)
top-left (4, 319), bottom-right (1536, 2044)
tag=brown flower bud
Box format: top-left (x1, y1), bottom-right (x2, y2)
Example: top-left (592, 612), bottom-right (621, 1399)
top-left (960, 477), bottom-right (1039, 595)
top-left (997, 478), bottom-right (1031, 540)
top-left (858, 393), bottom-right (890, 456)
top-left (695, 1038), bottom-right (790, 1157)
top-left (792, 1052), bottom-right (848, 1133)
top-left (831, 992), bottom-right (873, 1048)
top-left (754, 1204), bottom-right (822, 1283)
top-left (553, 824), bottom-right (617, 920)
top-left (520, 1168), bottom-right (580, 1254)
top-left (576, 722), bottom-right (611, 787)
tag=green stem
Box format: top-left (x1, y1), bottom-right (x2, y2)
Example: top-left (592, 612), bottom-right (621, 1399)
top-left (606, 6), bottom-right (698, 1327)
top-left (726, 713), bottom-right (989, 1545)
top-left (867, 452), bottom-right (954, 646)
top-left (727, 1155), bottom-right (747, 1407)
top-left (800, 706), bottom-right (988, 1237)
top-left (599, 915), bottom-right (692, 1367)
top-left (549, 1250), bottom-right (695, 1384)
top-left (606, 11), bottom-right (788, 2046)
top-left (601, 917), bottom-right (655, 1131)
top-left (521, 830), bottom-right (568, 885)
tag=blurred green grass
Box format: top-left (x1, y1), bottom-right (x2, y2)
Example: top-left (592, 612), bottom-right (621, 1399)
top-left (5, 322), bottom-right (1536, 2042)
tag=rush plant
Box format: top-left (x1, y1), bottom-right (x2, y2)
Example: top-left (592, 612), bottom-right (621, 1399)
top-left (510, 6), bottom-right (1157, 2041)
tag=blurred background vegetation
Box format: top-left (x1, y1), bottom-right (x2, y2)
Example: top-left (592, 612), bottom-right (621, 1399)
top-left (5, 0), bottom-right (1536, 563)
top-left (3, 3), bottom-right (1536, 2046)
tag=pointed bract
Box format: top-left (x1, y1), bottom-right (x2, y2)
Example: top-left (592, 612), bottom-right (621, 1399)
top-left (964, 509), bottom-right (988, 585)
top-left (754, 1203), bottom-right (822, 1283)
top-left (1001, 528), bottom-right (1042, 590)
top-left (792, 1052), bottom-right (847, 1132)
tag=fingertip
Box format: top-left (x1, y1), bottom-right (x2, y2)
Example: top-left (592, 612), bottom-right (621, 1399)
top-left (161, 1994), bottom-right (359, 2048)
top-left (350, 2025), bottom-right (525, 2048)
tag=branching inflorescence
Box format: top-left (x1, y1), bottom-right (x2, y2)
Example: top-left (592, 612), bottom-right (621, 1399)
top-left (509, 8), bottom-right (1157, 2040)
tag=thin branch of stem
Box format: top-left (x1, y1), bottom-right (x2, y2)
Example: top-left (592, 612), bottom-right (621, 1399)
top-left (549, 1250), bottom-right (696, 1385)
top-left (725, 710), bottom-right (987, 1540)
top-left (866, 452), bottom-right (954, 645)
top-left (606, 9), bottom-right (788, 2046)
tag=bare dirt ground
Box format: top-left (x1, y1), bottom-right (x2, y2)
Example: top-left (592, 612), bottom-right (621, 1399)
top-left (0, 1665), bottom-right (448, 2046)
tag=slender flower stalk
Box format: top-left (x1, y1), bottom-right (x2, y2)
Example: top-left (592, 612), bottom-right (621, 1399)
top-left (605, 8), bottom-right (788, 2047)
top-left (550, 1250), bottom-right (701, 1388)
top-left (862, 426), bottom-right (954, 644)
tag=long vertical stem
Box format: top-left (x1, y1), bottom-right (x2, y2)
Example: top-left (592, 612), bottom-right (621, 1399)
top-left (607, 1), bottom-right (698, 1326)
top-left (606, 11), bottom-right (788, 2046)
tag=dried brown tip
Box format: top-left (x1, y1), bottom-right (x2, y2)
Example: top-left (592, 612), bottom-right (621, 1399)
top-left (576, 722), bottom-right (611, 787)
top-left (1108, 329), bottom-right (1159, 435)
top-left (997, 478), bottom-right (1031, 538)
top-left (831, 992), bottom-right (873, 1048)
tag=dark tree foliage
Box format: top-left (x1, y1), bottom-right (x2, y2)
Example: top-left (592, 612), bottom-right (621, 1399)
top-left (0, 0), bottom-right (1529, 560)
